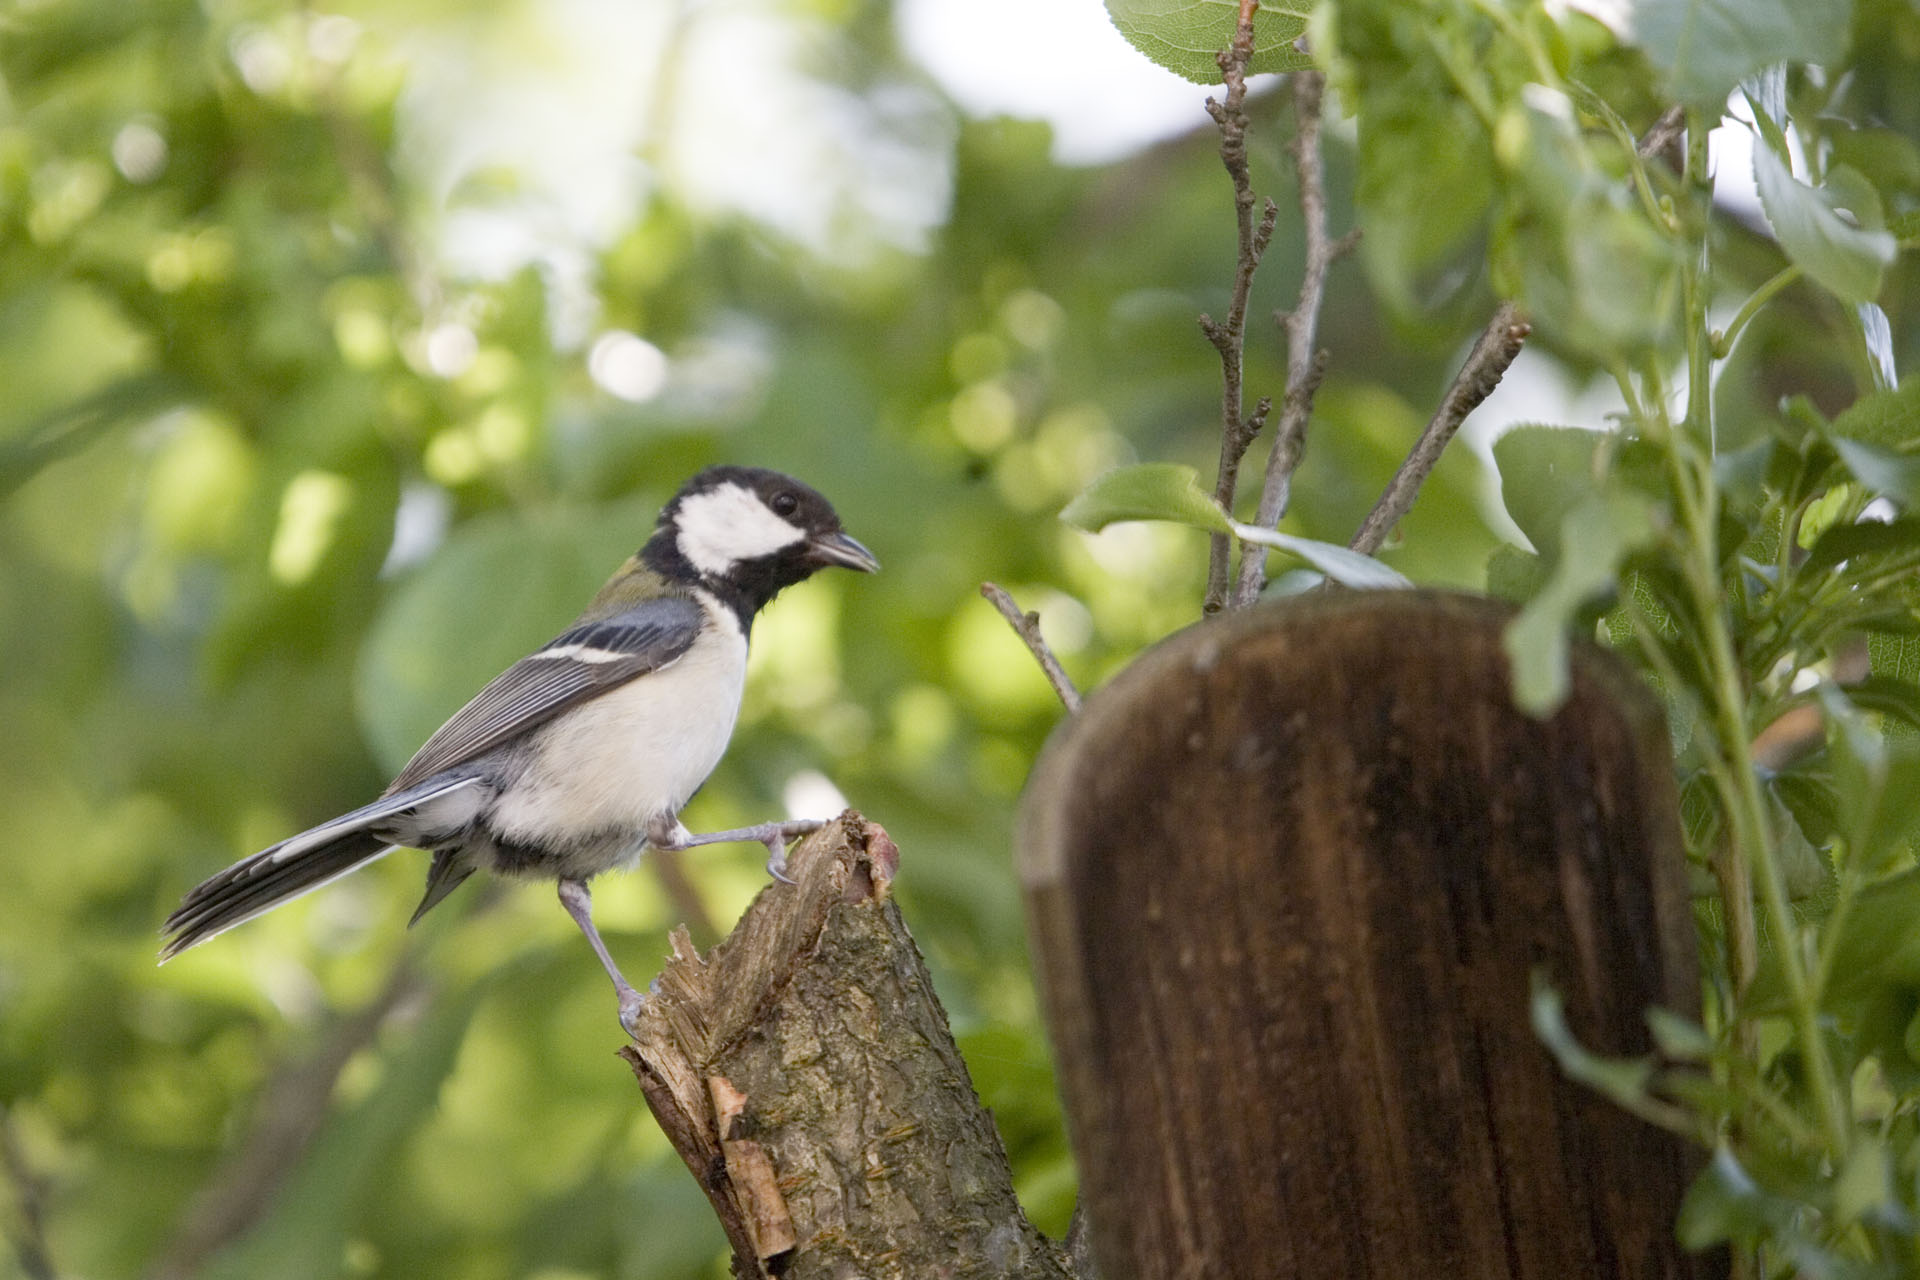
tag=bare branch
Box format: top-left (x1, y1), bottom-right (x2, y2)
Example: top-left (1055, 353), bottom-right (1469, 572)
top-left (1348, 302), bottom-right (1530, 556)
top-left (147, 956), bottom-right (433, 1280)
top-left (649, 847), bottom-right (719, 947)
top-left (1229, 68), bottom-right (1355, 607)
top-left (980, 583), bottom-right (1082, 713)
top-left (1202, 0), bottom-right (1275, 614)
top-left (1636, 103), bottom-right (1686, 167)
top-left (0, 1108), bottom-right (56, 1280)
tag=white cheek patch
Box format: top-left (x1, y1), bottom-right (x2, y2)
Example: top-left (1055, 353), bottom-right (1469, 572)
top-left (675, 483), bottom-right (806, 576)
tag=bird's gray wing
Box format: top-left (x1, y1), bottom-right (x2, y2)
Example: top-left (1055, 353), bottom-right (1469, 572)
top-left (385, 593), bottom-right (706, 793)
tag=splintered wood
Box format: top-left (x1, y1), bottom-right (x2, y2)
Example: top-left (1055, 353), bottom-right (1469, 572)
top-left (622, 813), bottom-right (1070, 1280)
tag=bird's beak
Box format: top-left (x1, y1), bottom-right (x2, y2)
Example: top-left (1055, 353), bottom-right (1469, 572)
top-left (809, 530), bottom-right (880, 573)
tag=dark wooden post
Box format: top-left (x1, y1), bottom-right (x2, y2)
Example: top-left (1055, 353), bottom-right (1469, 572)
top-left (1019, 592), bottom-right (1719, 1279)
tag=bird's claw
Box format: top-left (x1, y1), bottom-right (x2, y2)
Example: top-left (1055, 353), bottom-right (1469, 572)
top-left (766, 842), bottom-right (794, 883)
top-left (618, 986), bottom-right (647, 1039)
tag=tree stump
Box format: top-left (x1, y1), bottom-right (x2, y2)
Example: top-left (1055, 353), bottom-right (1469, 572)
top-left (624, 813), bottom-right (1073, 1280)
top-left (1019, 591), bottom-right (1718, 1279)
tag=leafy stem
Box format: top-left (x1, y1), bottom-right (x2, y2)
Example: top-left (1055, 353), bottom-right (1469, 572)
top-left (1713, 265), bottom-right (1804, 359)
top-left (1661, 109), bottom-right (1850, 1159)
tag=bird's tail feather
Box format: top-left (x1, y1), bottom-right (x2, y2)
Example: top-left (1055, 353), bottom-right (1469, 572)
top-left (161, 832), bottom-right (400, 959)
top-left (160, 776), bottom-right (482, 960)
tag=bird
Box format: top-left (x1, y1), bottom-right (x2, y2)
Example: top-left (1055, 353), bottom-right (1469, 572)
top-left (161, 465), bottom-right (878, 1032)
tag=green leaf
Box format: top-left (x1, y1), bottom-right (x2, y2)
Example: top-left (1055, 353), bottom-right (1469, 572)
top-left (1767, 789), bottom-right (1831, 900)
top-left (1817, 868), bottom-right (1920, 1002)
top-left (1104, 0), bottom-right (1313, 84)
top-left (1832, 1141), bottom-right (1893, 1227)
top-left (1751, 143), bottom-right (1897, 305)
top-left (1628, 0), bottom-right (1853, 107)
top-left (1646, 1007), bottom-right (1714, 1061)
top-left (1529, 976), bottom-right (1657, 1107)
top-left (1677, 1147), bottom-right (1790, 1249)
top-left (1503, 490), bottom-right (1657, 715)
top-left (1485, 544), bottom-right (1546, 602)
top-left (1825, 690), bottom-right (1920, 875)
top-left (1492, 426), bottom-right (1607, 558)
top-left (1870, 633), bottom-right (1920, 686)
top-left (1356, 93), bottom-right (1494, 317)
top-left (1228, 522), bottom-right (1411, 589)
top-left (1801, 515), bottom-right (1920, 575)
top-left (1830, 378), bottom-right (1920, 449)
top-left (1830, 437), bottom-right (1920, 506)
top-left (1059, 462), bottom-right (1232, 534)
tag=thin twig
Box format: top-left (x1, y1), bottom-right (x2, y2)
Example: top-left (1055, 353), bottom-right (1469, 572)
top-left (147, 957), bottom-right (433, 1280)
top-left (1202, 0), bottom-right (1278, 614)
top-left (980, 584), bottom-right (1082, 713)
top-left (0, 1108), bottom-right (57, 1280)
top-left (1229, 69), bottom-right (1357, 607)
top-left (1636, 103), bottom-right (1686, 168)
top-left (648, 847), bottom-right (719, 948)
top-left (1348, 303), bottom-right (1530, 556)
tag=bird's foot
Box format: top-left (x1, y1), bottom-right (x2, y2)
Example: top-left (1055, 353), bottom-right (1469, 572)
top-left (667, 818), bottom-right (825, 884)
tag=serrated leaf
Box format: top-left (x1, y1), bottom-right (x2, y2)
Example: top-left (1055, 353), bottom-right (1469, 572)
top-left (1059, 463), bottom-right (1232, 534)
top-left (1751, 143), bottom-right (1896, 305)
top-left (1628, 0), bottom-right (1852, 107)
top-left (1229, 522), bottom-right (1411, 589)
top-left (1104, 0), bottom-right (1313, 84)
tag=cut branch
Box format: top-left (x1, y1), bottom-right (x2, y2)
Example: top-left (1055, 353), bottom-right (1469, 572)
top-left (1229, 68), bottom-right (1356, 607)
top-left (625, 814), bottom-right (1073, 1280)
top-left (1348, 302), bottom-right (1530, 556)
top-left (981, 583), bottom-right (1082, 713)
top-left (1202, 0), bottom-right (1277, 614)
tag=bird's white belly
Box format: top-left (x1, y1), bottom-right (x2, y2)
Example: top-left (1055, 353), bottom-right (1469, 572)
top-left (488, 615), bottom-right (747, 851)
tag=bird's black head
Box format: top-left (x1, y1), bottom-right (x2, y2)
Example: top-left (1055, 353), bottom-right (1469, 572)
top-left (644, 466), bottom-right (878, 621)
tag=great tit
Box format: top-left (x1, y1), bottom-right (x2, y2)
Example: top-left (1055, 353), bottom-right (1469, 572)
top-left (162, 465), bottom-right (878, 1031)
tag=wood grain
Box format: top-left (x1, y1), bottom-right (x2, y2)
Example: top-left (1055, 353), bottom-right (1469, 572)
top-left (1020, 592), bottom-right (1719, 1280)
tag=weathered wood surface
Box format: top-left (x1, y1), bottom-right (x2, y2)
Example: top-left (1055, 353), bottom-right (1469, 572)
top-left (624, 813), bottom-right (1073, 1280)
top-left (1020, 592), bottom-right (1718, 1280)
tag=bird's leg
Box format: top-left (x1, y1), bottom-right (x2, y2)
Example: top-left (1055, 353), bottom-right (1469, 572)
top-left (556, 878), bottom-right (646, 1036)
top-left (648, 815), bottom-right (825, 883)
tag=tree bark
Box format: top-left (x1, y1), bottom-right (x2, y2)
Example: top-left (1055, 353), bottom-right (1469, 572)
top-left (624, 813), bottom-right (1073, 1280)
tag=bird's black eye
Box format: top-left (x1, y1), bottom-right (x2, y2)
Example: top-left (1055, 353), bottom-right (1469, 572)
top-left (771, 491), bottom-right (799, 517)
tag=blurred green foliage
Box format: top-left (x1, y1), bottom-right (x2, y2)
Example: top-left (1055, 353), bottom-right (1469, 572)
top-left (6, 0), bottom-right (1913, 1274)
top-left (0, 1), bottom-right (1499, 1273)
